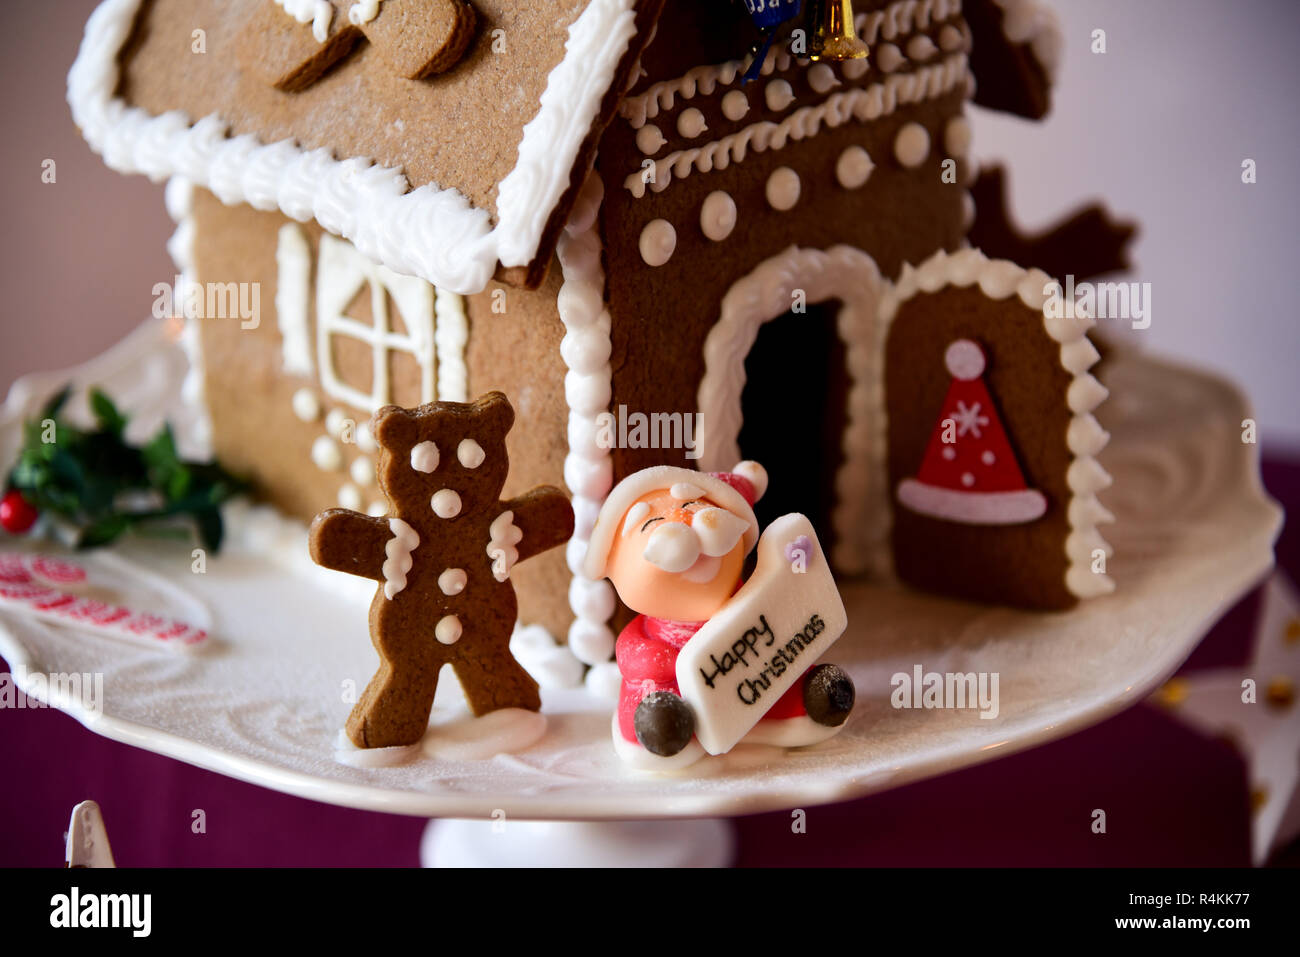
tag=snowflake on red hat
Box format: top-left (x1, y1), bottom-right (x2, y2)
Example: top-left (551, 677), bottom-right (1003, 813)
top-left (897, 339), bottom-right (1047, 525)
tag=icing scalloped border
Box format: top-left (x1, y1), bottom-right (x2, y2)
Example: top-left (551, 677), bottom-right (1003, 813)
top-left (696, 245), bottom-right (888, 576)
top-left (618, 0), bottom-right (965, 129)
top-left (987, 0), bottom-right (1063, 82)
top-left (556, 173), bottom-right (619, 667)
top-left (68, 0), bottom-right (640, 295)
top-left (625, 53), bottom-right (970, 197)
top-left (878, 247), bottom-right (1115, 600)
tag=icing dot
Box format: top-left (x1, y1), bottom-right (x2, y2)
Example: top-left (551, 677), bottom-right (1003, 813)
top-left (982, 450), bottom-right (996, 466)
top-left (945, 339), bottom-right (986, 380)
top-left (435, 615), bottom-right (463, 645)
top-left (311, 436), bottom-right (342, 471)
top-left (325, 407), bottom-right (350, 438)
top-left (291, 388), bottom-right (319, 422)
top-left (765, 78), bottom-right (794, 112)
top-left (841, 57), bottom-right (869, 81)
top-left (355, 422), bottom-right (377, 453)
top-left (961, 472), bottom-right (975, 488)
top-left (962, 191), bottom-right (976, 228)
top-left (457, 438), bottom-right (485, 468)
top-left (431, 488), bottom-right (462, 518)
top-left (807, 63), bottom-right (839, 94)
top-left (765, 167), bottom-right (801, 211)
top-left (894, 122), bottom-right (930, 167)
top-left (338, 483), bottom-right (362, 510)
top-left (676, 107), bottom-right (708, 139)
top-left (639, 219), bottom-right (676, 267)
top-left (944, 116), bottom-right (972, 157)
top-left (942, 447), bottom-right (956, 461)
top-left (438, 568), bottom-right (468, 596)
top-left (411, 440), bottom-right (439, 473)
top-left (876, 43), bottom-right (903, 72)
top-left (366, 501), bottom-right (387, 517)
top-left (350, 456), bottom-right (374, 486)
top-left (700, 191), bottom-right (737, 241)
top-left (939, 24), bottom-right (965, 52)
top-left (721, 89), bottom-right (749, 122)
top-left (636, 124), bottom-right (666, 155)
top-left (836, 146), bottom-right (874, 189)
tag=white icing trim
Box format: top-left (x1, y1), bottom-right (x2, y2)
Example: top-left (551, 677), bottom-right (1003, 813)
top-left (68, 0), bottom-right (643, 293)
top-left (487, 510), bottom-right (523, 582)
top-left (494, 0), bottom-right (639, 268)
top-left (162, 175), bottom-right (212, 454)
top-left (382, 517), bottom-right (419, 599)
top-left (878, 248), bottom-right (1114, 599)
top-left (555, 173), bottom-right (617, 665)
top-left (434, 287), bottom-right (469, 402)
top-left (274, 0), bottom-right (333, 43)
top-left (617, 0), bottom-right (966, 129)
top-left (275, 223), bottom-right (314, 376)
top-left (697, 246), bottom-right (886, 576)
top-left (625, 53), bottom-right (970, 197)
top-left (348, 0), bottom-right (384, 27)
top-left (897, 479), bottom-right (1048, 524)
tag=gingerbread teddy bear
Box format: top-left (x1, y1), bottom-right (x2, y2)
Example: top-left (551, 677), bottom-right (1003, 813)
top-left (309, 392), bottom-right (573, 749)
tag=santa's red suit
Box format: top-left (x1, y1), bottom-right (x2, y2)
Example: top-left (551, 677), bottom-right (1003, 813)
top-left (615, 612), bottom-right (808, 744)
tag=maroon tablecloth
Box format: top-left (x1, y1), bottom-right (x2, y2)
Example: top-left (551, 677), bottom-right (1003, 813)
top-left (3, 456), bottom-right (1295, 867)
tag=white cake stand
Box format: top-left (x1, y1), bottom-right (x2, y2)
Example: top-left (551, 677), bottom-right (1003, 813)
top-left (0, 321), bottom-right (1283, 866)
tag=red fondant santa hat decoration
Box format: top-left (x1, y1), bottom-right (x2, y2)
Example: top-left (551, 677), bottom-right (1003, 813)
top-left (583, 461), bottom-right (768, 580)
top-left (897, 339), bottom-right (1047, 525)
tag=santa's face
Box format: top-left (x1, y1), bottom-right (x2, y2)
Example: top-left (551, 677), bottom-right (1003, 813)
top-left (604, 489), bottom-right (749, 622)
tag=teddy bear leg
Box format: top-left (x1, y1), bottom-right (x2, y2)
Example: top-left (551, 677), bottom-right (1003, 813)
top-left (346, 654), bottom-right (444, 748)
top-left (450, 644), bottom-right (541, 716)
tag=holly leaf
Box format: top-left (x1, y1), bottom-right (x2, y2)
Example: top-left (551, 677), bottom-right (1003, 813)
top-left (89, 388), bottom-right (128, 437)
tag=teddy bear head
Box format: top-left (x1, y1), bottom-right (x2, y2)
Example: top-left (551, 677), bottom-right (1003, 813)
top-left (370, 391), bottom-right (513, 526)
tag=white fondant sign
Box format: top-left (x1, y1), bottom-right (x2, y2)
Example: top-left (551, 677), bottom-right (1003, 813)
top-left (676, 514), bottom-right (847, 754)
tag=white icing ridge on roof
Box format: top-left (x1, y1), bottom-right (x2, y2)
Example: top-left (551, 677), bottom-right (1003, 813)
top-left (67, 0), bottom-right (640, 295)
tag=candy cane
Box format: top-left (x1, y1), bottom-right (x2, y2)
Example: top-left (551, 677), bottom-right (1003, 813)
top-left (0, 552), bottom-right (207, 650)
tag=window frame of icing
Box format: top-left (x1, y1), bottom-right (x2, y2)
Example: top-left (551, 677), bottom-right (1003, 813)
top-left (696, 245), bottom-right (888, 577)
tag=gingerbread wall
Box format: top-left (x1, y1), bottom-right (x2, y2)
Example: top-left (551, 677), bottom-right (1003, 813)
top-left (595, 0), bottom-right (972, 534)
top-left (188, 188), bottom-right (573, 636)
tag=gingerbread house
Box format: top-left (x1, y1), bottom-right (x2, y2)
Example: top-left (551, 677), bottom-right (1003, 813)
top-left (68, 0), bottom-right (1113, 668)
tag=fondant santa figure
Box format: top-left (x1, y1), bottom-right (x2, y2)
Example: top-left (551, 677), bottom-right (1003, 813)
top-left (584, 462), bottom-right (855, 769)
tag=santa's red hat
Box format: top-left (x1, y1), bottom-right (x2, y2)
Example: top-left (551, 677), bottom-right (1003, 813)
top-left (583, 461), bottom-right (767, 580)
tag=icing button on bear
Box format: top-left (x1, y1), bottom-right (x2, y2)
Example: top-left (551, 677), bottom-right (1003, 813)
top-left (309, 391), bottom-right (574, 749)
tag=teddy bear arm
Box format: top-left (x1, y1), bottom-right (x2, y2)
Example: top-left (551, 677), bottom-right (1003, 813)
top-left (502, 487), bottom-right (575, 564)
top-left (308, 508), bottom-right (391, 581)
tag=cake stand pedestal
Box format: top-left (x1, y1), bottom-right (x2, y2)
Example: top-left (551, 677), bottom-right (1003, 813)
top-left (421, 818), bottom-right (736, 867)
top-left (0, 322), bottom-right (1284, 864)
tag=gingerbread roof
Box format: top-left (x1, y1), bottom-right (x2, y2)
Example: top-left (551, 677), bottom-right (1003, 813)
top-left (68, 0), bottom-right (662, 293)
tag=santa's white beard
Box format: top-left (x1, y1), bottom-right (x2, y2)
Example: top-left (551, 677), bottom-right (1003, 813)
top-left (642, 508), bottom-right (748, 578)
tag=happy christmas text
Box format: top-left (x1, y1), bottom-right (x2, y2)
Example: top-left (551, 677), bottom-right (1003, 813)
top-left (696, 611), bottom-right (829, 708)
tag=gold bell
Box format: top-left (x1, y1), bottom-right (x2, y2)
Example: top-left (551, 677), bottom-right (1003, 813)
top-left (807, 0), bottom-right (869, 62)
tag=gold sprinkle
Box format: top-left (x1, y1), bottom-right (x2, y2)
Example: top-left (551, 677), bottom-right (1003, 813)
top-left (1264, 676), bottom-right (1295, 711)
top-left (1153, 678), bottom-right (1188, 708)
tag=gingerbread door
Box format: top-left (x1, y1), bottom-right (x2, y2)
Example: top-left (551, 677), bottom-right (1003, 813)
top-left (882, 249), bottom-right (1114, 610)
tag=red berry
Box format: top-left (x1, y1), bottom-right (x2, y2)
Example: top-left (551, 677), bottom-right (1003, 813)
top-left (0, 490), bottom-right (37, 534)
